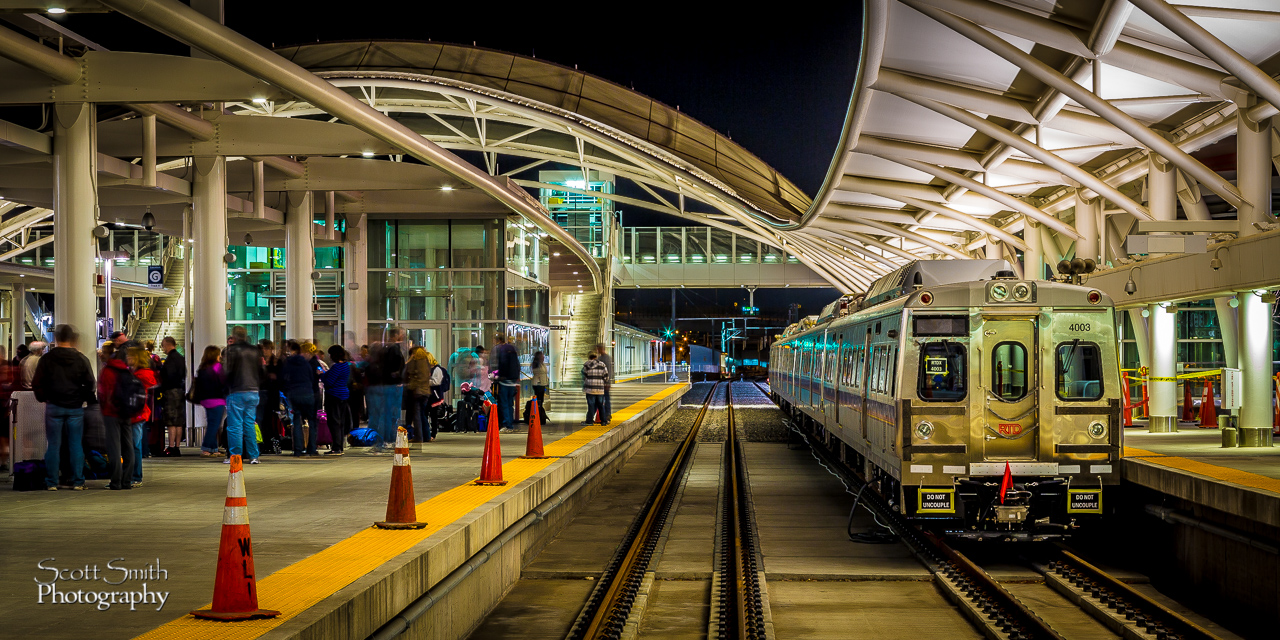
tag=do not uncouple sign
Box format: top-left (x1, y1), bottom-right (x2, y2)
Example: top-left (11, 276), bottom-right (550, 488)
top-left (148, 266), bottom-right (163, 289)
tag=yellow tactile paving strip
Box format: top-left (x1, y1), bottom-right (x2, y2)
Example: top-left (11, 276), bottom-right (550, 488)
top-left (134, 384), bottom-right (684, 640)
top-left (1124, 446), bottom-right (1280, 496)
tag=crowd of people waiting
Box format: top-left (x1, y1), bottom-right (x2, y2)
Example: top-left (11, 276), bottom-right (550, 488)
top-left (4, 324), bottom-right (618, 492)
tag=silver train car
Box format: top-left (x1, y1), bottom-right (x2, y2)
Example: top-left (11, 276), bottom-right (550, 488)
top-left (769, 260), bottom-right (1122, 538)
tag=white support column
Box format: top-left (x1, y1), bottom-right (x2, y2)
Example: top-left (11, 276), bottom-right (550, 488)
top-left (1149, 155), bottom-right (1177, 221)
top-left (52, 103), bottom-right (98, 361)
top-left (1214, 297), bottom-right (1238, 369)
top-left (285, 190), bottom-right (314, 340)
top-left (1237, 111), bottom-right (1273, 237)
top-left (1041, 225), bottom-right (1064, 267)
top-left (1024, 220), bottom-right (1042, 280)
top-left (1147, 303), bottom-right (1178, 433)
top-left (1236, 291), bottom-right (1274, 446)
top-left (1175, 170), bottom-right (1211, 221)
top-left (11, 283), bottom-right (24, 355)
top-left (192, 157), bottom-right (228, 353)
top-left (1127, 309), bottom-right (1151, 369)
top-left (1075, 195), bottom-right (1101, 263)
top-left (343, 213), bottom-right (368, 345)
top-left (984, 236), bottom-right (1001, 260)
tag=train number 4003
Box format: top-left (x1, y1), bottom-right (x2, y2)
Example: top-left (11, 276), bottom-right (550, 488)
top-left (1068, 323), bottom-right (1092, 331)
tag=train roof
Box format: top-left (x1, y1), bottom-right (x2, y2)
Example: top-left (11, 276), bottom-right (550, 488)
top-left (862, 259), bottom-right (1013, 308)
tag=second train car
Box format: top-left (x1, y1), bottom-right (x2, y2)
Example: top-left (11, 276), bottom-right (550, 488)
top-left (769, 260), bottom-right (1122, 539)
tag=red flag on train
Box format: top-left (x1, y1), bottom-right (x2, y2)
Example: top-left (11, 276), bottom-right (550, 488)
top-left (999, 462), bottom-right (1013, 504)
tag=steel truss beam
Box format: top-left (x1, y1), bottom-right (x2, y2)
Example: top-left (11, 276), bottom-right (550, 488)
top-left (904, 0), bottom-right (1245, 211)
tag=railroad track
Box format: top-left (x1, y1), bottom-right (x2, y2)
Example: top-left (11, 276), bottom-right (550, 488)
top-left (1037, 550), bottom-right (1222, 640)
top-left (566, 380), bottom-right (772, 640)
top-left (754, 380), bottom-right (1224, 640)
top-left (711, 381), bottom-right (769, 639)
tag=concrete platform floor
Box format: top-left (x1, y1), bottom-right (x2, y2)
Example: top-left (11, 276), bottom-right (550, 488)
top-left (0, 383), bottom-right (676, 640)
top-left (1125, 428), bottom-right (1280, 483)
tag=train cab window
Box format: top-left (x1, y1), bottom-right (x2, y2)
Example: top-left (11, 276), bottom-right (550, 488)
top-left (991, 342), bottom-right (1028, 401)
top-left (918, 342), bottom-right (966, 401)
top-left (1056, 341), bottom-right (1103, 401)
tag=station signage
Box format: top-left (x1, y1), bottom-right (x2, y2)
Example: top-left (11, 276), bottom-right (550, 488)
top-left (916, 487), bottom-right (956, 514)
top-left (1067, 488), bottom-right (1102, 514)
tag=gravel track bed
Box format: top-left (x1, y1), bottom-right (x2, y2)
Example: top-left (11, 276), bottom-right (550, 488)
top-left (728, 381), bottom-right (773, 407)
top-left (649, 408), bottom-right (699, 443)
top-left (734, 408), bottom-right (791, 442)
top-left (697, 408), bottom-right (729, 442)
top-left (679, 381), bottom-right (717, 407)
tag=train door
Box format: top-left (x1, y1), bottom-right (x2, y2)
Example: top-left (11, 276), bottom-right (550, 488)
top-left (859, 327), bottom-right (872, 441)
top-left (800, 341), bottom-right (812, 408)
top-left (835, 334), bottom-right (847, 429)
top-left (819, 330), bottom-right (829, 414)
top-left (982, 316), bottom-right (1039, 461)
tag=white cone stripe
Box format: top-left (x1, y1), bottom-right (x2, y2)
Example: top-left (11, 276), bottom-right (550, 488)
top-left (227, 471), bottom-right (246, 498)
top-left (223, 506), bottom-right (249, 525)
top-left (394, 453), bottom-right (408, 466)
top-left (395, 430), bottom-right (408, 448)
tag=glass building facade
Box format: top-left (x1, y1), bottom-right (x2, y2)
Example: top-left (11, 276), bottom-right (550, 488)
top-left (225, 245), bottom-right (345, 349)
top-left (367, 217), bottom-right (551, 396)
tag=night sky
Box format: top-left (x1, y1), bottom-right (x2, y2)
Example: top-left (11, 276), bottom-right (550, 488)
top-left (51, 3), bottom-right (860, 326)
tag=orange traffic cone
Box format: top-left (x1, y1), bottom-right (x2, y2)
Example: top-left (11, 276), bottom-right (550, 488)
top-left (475, 403), bottom-right (507, 485)
top-left (191, 455), bottom-right (280, 621)
top-left (1182, 380), bottom-right (1195, 422)
top-left (521, 399), bottom-right (547, 459)
top-left (1199, 379), bottom-right (1217, 427)
top-left (374, 427), bottom-right (427, 529)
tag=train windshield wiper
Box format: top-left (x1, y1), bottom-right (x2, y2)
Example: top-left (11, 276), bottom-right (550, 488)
top-left (1060, 338), bottom-right (1081, 374)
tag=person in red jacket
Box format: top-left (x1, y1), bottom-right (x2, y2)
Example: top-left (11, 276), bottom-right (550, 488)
top-left (97, 353), bottom-right (134, 490)
top-left (128, 348), bottom-right (158, 487)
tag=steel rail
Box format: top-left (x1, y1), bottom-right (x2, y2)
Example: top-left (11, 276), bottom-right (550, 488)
top-left (572, 382), bottom-right (720, 640)
top-left (1044, 550), bottom-right (1223, 640)
top-left (720, 381), bottom-right (766, 639)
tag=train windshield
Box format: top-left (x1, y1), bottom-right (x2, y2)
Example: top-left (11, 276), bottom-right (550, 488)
top-left (1056, 341), bottom-right (1103, 400)
top-left (918, 341), bottom-right (966, 401)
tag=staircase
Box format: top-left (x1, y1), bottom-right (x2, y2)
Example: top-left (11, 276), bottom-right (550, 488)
top-left (134, 256), bottom-right (187, 345)
top-left (559, 292), bottom-right (605, 388)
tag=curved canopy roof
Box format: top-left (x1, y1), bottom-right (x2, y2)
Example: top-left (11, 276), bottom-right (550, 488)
top-left (275, 40), bottom-right (812, 223)
top-left (792, 0), bottom-right (1280, 289)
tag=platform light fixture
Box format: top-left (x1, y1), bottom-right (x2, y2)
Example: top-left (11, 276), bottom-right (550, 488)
top-left (251, 97), bottom-right (268, 104)
top-left (440, 185), bottom-right (454, 191)
top-left (47, 7), bottom-right (65, 13)
top-left (361, 151), bottom-right (374, 158)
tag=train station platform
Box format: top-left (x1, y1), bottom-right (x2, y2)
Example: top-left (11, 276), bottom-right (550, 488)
top-left (1123, 429), bottom-right (1280, 528)
top-left (0, 381), bottom-right (687, 640)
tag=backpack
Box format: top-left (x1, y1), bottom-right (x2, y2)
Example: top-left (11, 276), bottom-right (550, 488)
top-left (113, 368), bottom-right (147, 420)
top-left (436, 365), bottom-right (451, 390)
top-left (347, 427), bottom-right (381, 447)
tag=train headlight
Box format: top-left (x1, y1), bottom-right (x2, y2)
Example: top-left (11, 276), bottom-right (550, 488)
top-left (915, 421), bottom-right (935, 440)
top-left (1088, 421), bottom-right (1107, 439)
top-left (1012, 282), bottom-right (1032, 302)
top-left (989, 283), bottom-right (1009, 302)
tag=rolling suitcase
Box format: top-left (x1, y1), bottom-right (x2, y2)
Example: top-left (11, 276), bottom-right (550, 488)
top-left (11, 391), bottom-right (46, 462)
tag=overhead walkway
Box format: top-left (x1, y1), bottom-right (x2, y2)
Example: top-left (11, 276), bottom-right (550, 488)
top-left (616, 226), bottom-right (828, 288)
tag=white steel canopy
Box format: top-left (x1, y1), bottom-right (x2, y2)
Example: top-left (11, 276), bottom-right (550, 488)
top-left (792, 0), bottom-right (1280, 289)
